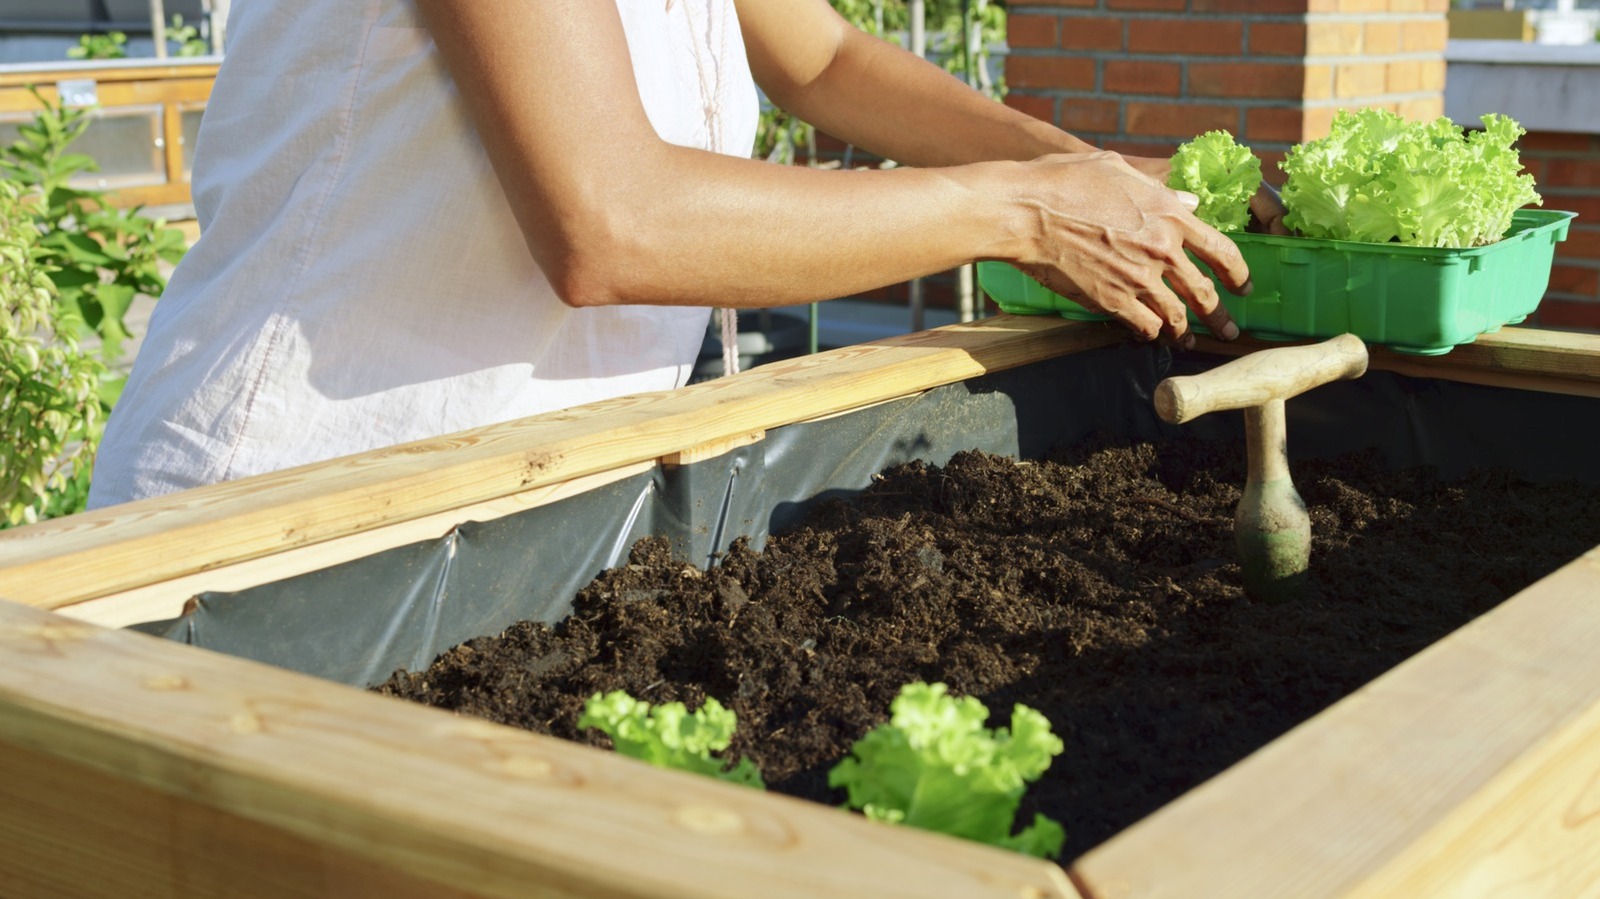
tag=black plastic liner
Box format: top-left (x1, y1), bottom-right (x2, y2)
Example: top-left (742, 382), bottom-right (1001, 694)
top-left (143, 342), bottom-right (1600, 687)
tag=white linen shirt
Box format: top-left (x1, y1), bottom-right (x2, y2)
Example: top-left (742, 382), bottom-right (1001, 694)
top-left (88, 0), bottom-right (759, 507)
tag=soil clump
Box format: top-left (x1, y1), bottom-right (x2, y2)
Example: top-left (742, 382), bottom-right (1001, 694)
top-left (378, 437), bottom-right (1600, 859)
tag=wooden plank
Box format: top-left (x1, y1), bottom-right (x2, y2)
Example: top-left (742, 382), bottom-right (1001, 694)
top-left (660, 429), bottom-right (766, 468)
top-left (1070, 548), bottom-right (1600, 899)
top-left (0, 76), bottom-right (215, 112)
top-left (53, 461), bottom-right (656, 629)
top-left (0, 315), bottom-right (1126, 610)
top-left (1193, 328), bottom-right (1600, 398)
top-left (0, 63), bottom-right (220, 90)
top-left (0, 600), bottom-right (1080, 899)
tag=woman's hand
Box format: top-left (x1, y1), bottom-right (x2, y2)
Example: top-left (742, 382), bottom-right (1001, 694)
top-left (1247, 179), bottom-right (1290, 235)
top-left (1005, 152), bottom-right (1249, 348)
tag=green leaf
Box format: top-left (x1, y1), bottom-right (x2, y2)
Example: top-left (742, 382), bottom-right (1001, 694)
top-left (1167, 130), bottom-right (1262, 233)
top-left (1281, 108), bottom-right (1541, 247)
top-left (827, 682), bottom-right (1066, 858)
top-left (579, 691), bottom-right (766, 789)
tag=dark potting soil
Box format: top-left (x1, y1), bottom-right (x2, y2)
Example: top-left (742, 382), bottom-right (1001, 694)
top-left (376, 437), bottom-right (1600, 860)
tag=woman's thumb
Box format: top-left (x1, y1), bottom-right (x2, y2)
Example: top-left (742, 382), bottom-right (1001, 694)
top-left (1172, 189), bottom-right (1200, 212)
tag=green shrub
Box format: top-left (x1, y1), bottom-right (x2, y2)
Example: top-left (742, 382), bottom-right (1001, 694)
top-left (67, 32), bottom-right (128, 61)
top-left (0, 88), bottom-right (189, 524)
top-left (0, 180), bottom-right (104, 526)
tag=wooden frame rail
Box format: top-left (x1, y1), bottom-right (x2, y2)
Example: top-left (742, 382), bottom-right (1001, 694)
top-left (3, 318), bottom-right (1600, 898)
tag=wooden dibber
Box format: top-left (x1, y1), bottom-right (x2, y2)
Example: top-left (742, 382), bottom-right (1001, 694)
top-left (1154, 333), bottom-right (1369, 602)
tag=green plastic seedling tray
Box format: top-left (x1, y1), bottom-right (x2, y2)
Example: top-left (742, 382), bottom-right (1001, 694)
top-left (979, 208), bottom-right (1578, 355)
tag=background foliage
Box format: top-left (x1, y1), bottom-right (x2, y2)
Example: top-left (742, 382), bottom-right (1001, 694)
top-left (756, 0), bottom-right (1007, 164)
top-left (0, 90), bottom-right (187, 526)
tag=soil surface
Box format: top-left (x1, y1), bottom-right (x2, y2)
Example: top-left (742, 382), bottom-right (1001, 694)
top-left (378, 436), bottom-right (1600, 860)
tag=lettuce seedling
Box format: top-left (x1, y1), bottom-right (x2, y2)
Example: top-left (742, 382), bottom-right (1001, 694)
top-left (828, 682), bottom-right (1066, 858)
top-left (1280, 108), bottom-right (1541, 247)
top-left (579, 690), bottom-right (765, 789)
top-left (1167, 130), bottom-right (1263, 233)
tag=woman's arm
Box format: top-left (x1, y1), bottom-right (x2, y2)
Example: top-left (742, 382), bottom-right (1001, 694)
top-left (736, 0), bottom-right (1094, 167)
top-left (740, 0), bottom-right (1285, 231)
top-left (414, 0), bottom-right (1247, 345)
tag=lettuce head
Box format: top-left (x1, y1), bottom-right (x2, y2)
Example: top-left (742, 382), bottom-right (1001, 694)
top-left (1280, 108), bottom-right (1540, 247)
top-left (1167, 130), bottom-right (1263, 233)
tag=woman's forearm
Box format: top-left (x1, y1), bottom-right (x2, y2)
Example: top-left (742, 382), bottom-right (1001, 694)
top-left (553, 147), bottom-right (1032, 309)
top-left (775, 28), bottom-right (1095, 167)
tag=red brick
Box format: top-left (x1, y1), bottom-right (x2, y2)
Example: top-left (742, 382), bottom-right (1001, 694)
top-left (1244, 107), bottom-right (1307, 144)
top-left (1191, 0), bottom-right (1309, 10)
top-left (1560, 226), bottom-right (1600, 261)
top-left (1025, 0), bottom-right (1097, 5)
top-left (1100, 138), bottom-right (1182, 161)
top-left (1550, 194), bottom-right (1600, 224)
top-left (1006, 55), bottom-right (1096, 91)
top-left (1545, 158), bottom-right (1600, 190)
top-left (1189, 62), bottom-right (1309, 99)
top-left (1004, 92), bottom-right (1056, 124)
top-left (1104, 60), bottom-right (1182, 96)
top-left (1549, 264), bottom-right (1600, 297)
top-left (1248, 22), bottom-right (1308, 56)
top-left (1108, 0), bottom-right (1186, 8)
top-left (1060, 16), bottom-right (1124, 51)
top-left (1521, 132), bottom-right (1600, 154)
top-left (1128, 19), bottom-right (1245, 55)
top-left (1533, 299), bottom-right (1600, 330)
top-left (1007, 14), bottom-right (1058, 49)
top-left (1060, 98), bottom-right (1122, 133)
top-left (1258, 150), bottom-right (1289, 185)
top-left (1125, 102), bottom-right (1239, 138)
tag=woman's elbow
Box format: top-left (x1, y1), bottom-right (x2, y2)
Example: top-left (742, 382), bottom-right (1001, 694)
top-left (548, 258), bottom-right (623, 308)
top-left (540, 211), bottom-right (650, 309)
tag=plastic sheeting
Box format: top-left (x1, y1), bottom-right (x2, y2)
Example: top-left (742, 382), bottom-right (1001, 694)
top-left (143, 342), bottom-right (1600, 687)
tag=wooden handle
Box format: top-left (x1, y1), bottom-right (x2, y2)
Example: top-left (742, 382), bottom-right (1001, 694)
top-left (1154, 333), bottom-right (1369, 424)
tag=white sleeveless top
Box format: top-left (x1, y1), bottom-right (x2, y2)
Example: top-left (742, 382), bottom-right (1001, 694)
top-left (88, 0), bottom-right (759, 507)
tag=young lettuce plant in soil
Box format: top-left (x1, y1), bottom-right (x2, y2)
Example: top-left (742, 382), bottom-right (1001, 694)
top-left (579, 690), bottom-right (765, 789)
top-left (378, 439), bottom-right (1600, 861)
top-left (580, 681), bottom-right (1065, 858)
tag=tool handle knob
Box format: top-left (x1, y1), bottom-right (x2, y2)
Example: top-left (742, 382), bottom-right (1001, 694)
top-left (1154, 333), bottom-right (1368, 424)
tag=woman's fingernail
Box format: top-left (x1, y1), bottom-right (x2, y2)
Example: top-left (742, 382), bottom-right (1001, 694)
top-left (1221, 321), bottom-right (1240, 340)
top-left (1181, 333), bottom-right (1196, 351)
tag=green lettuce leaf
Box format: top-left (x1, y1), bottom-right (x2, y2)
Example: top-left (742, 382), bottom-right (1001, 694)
top-left (1281, 108), bottom-right (1541, 247)
top-left (827, 682), bottom-right (1066, 858)
top-left (1167, 130), bottom-right (1263, 233)
top-left (579, 690), bottom-right (765, 789)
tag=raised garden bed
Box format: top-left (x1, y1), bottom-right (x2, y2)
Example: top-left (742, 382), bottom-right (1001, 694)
top-left (375, 437), bottom-right (1600, 862)
top-left (4, 316), bottom-right (1600, 898)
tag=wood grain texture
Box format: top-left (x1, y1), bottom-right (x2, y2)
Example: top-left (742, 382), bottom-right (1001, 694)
top-left (0, 600), bottom-right (1079, 899)
top-left (1070, 549), bottom-right (1600, 899)
top-left (1154, 334), bottom-right (1368, 424)
top-left (1193, 328), bottom-right (1600, 398)
top-left (0, 316), bottom-right (1125, 610)
top-left (52, 462), bottom-right (656, 629)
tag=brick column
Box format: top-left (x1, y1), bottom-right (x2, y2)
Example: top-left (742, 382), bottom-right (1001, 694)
top-left (1004, 0), bottom-right (1450, 183)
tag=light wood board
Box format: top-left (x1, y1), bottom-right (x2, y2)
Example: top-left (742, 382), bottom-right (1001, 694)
top-left (0, 316), bottom-right (1125, 610)
top-left (0, 599), bottom-right (1079, 899)
top-left (1071, 548), bottom-right (1600, 899)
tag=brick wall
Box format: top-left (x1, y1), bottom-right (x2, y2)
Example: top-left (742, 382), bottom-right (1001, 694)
top-left (1521, 132), bottom-right (1600, 330)
top-left (1005, 0), bottom-right (1450, 184)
